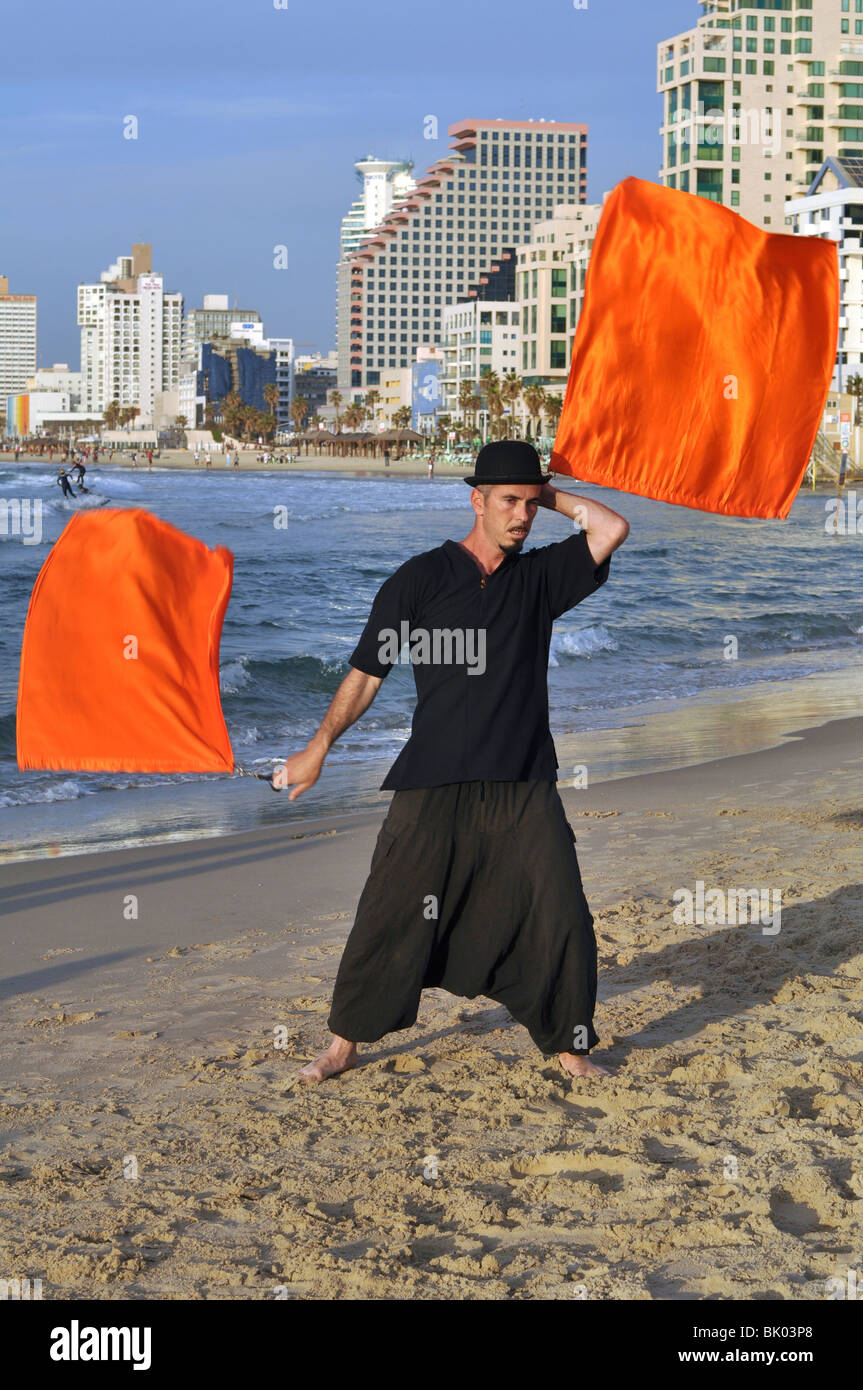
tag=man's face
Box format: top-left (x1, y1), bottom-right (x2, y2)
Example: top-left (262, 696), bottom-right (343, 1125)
top-left (476, 484), bottom-right (542, 554)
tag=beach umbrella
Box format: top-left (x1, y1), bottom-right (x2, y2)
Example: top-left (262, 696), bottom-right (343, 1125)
top-left (551, 177), bottom-right (839, 519)
top-left (16, 509), bottom-right (249, 776)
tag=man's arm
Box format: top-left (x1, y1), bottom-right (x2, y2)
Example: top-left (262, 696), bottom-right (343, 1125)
top-left (272, 666), bottom-right (383, 800)
top-left (538, 483), bottom-right (629, 565)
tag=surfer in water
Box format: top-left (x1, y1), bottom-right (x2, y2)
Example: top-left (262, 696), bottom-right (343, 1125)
top-left (273, 441), bottom-right (630, 1084)
top-left (57, 469), bottom-right (75, 500)
top-left (70, 461), bottom-right (87, 493)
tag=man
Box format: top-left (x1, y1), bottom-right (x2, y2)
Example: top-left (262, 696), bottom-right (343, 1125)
top-left (70, 460), bottom-right (87, 492)
top-left (57, 468), bottom-right (75, 500)
top-left (274, 440), bottom-right (629, 1083)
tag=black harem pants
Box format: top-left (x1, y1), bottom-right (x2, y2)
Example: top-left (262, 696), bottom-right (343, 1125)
top-left (328, 780), bottom-right (599, 1055)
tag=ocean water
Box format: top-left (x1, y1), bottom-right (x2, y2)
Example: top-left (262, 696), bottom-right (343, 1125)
top-left (3, 460), bottom-right (863, 858)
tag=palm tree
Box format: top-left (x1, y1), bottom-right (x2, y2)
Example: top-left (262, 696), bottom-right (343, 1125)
top-left (522, 385), bottom-right (547, 441)
top-left (175, 414), bottom-right (188, 431)
top-left (290, 396), bottom-right (309, 434)
top-left (482, 370), bottom-right (504, 441)
top-left (330, 389), bottom-right (343, 433)
top-left (543, 393), bottom-right (563, 435)
top-left (343, 403), bottom-right (366, 430)
top-left (263, 383), bottom-right (280, 424)
top-left (458, 380), bottom-right (475, 430)
top-left (240, 406), bottom-right (260, 444)
top-left (220, 391), bottom-right (244, 441)
top-left (103, 400), bottom-right (122, 431)
top-left (500, 372), bottom-right (523, 438)
top-left (365, 389), bottom-right (381, 428)
top-left (393, 405), bottom-right (412, 429)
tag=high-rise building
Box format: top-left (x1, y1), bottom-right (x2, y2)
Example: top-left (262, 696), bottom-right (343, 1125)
top-left (183, 294), bottom-right (263, 360)
top-left (336, 118), bottom-right (588, 394)
top-left (786, 155), bottom-right (863, 386)
top-left (0, 276), bottom-right (37, 405)
top-left (658, 1), bottom-right (863, 229)
top-left (340, 156), bottom-right (416, 257)
top-left (77, 244), bottom-right (183, 426)
top-left (516, 203), bottom-right (602, 391)
top-left (336, 156), bottom-right (416, 389)
top-left (441, 299), bottom-right (522, 419)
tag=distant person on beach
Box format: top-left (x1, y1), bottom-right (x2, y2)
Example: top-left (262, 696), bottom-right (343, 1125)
top-left (384, 448), bottom-right (390, 469)
top-left (428, 451), bottom-right (436, 480)
top-left (57, 469), bottom-right (75, 500)
top-left (274, 440), bottom-right (630, 1084)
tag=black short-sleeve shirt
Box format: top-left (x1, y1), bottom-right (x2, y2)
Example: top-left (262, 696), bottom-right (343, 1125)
top-left (349, 530), bottom-right (610, 790)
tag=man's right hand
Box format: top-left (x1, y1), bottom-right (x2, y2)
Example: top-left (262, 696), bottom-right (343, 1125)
top-left (272, 745), bottom-right (325, 800)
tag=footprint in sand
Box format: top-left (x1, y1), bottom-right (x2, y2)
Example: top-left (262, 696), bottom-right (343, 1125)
top-left (510, 1152), bottom-right (632, 1191)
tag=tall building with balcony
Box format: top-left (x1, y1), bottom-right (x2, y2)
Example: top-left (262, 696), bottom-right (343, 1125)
top-left (335, 156), bottom-right (416, 393)
top-left (77, 244), bottom-right (182, 427)
top-left (658, 0), bottom-right (863, 229)
top-left (441, 251), bottom-right (520, 415)
top-left (0, 276), bottom-right (37, 405)
top-left (516, 203), bottom-right (602, 393)
top-left (338, 117), bottom-right (588, 394)
top-left (786, 154), bottom-right (863, 385)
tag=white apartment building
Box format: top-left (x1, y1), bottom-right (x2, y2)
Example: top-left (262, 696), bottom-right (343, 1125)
top-left (340, 156), bottom-right (416, 257)
top-left (786, 154), bottom-right (863, 384)
top-left (337, 117), bottom-right (588, 395)
top-left (441, 301), bottom-right (521, 415)
top-left (78, 244), bottom-right (183, 427)
top-left (516, 203), bottom-right (603, 393)
top-left (336, 156), bottom-right (416, 392)
top-left (29, 363), bottom-right (82, 407)
top-left (266, 336), bottom-right (295, 426)
top-left (659, 0), bottom-right (863, 229)
top-left (0, 276), bottom-right (37, 402)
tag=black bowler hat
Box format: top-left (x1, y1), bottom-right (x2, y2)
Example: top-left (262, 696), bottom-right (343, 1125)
top-left (463, 439), bottom-right (552, 487)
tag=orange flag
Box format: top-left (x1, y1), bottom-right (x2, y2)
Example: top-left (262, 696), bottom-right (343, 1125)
top-left (551, 177), bottom-right (839, 519)
top-left (17, 509), bottom-right (234, 773)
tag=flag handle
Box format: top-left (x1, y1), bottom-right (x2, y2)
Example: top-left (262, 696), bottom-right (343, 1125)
top-left (233, 763), bottom-right (283, 792)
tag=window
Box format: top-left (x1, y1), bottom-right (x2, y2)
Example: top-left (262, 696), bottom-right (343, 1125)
top-left (550, 340), bottom-right (567, 370)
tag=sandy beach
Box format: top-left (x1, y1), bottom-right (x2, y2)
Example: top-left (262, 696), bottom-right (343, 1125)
top-left (1, 711), bottom-right (862, 1300)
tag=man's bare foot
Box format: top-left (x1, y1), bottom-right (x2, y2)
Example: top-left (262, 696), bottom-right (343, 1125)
top-left (557, 1052), bottom-right (614, 1078)
top-left (298, 1038), bottom-right (358, 1084)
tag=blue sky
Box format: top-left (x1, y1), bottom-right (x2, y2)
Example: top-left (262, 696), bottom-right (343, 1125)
top-left (1, 0), bottom-right (694, 365)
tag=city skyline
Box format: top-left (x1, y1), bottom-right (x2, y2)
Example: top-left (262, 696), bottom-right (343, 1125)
top-left (0, 0), bottom-right (693, 367)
